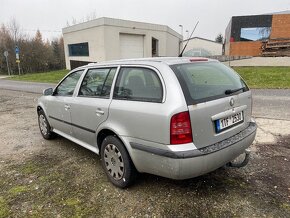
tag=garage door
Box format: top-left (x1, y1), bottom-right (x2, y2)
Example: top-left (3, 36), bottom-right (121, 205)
top-left (120, 34), bottom-right (144, 59)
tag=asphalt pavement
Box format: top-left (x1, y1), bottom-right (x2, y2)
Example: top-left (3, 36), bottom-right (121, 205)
top-left (0, 79), bottom-right (54, 94)
top-left (0, 79), bottom-right (289, 121)
top-left (251, 89), bottom-right (290, 121)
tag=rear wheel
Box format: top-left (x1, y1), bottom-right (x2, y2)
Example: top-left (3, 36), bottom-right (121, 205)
top-left (38, 110), bottom-right (55, 140)
top-left (101, 136), bottom-right (136, 188)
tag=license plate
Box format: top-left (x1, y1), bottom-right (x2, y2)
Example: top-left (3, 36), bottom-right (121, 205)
top-left (215, 112), bottom-right (243, 133)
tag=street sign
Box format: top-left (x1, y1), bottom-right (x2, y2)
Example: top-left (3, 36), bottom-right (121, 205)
top-left (4, 51), bottom-right (8, 57)
top-left (15, 46), bottom-right (19, 54)
top-left (15, 46), bottom-right (21, 75)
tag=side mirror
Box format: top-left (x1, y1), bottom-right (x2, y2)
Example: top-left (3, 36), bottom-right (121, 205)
top-left (43, 88), bottom-right (53, 96)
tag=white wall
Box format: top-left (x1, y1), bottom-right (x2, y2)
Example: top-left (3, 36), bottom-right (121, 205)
top-left (103, 25), bottom-right (170, 61)
top-left (63, 18), bottom-right (182, 69)
top-left (63, 26), bottom-right (105, 69)
top-left (166, 32), bottom-right (181, 56)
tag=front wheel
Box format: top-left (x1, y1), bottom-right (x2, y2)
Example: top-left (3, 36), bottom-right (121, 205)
top-left (100, 136), bottom-right (136, 188)
top-left (38, 110), bottom-right (55, 140)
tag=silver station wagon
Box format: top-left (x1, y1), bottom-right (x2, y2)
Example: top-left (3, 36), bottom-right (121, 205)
top-left (37, 57), bottom-right (257, 188)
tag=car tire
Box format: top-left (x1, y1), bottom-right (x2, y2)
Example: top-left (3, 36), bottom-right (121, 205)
top-left (100, 135), bottom-right (136, 188)
top-left (38, 110), bottom-right (55, 140)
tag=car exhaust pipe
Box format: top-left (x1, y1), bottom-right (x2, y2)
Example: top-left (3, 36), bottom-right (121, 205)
top-left (227, 149), bottom-right (251, 168)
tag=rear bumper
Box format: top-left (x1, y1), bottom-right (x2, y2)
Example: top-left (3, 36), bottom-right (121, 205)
top-left (124, 121), bottom-right (257, 180)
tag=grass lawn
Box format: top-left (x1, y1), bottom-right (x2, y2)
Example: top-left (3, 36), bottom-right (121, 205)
top-left (7, 67), bottom-right (290, 89)
top-left (9, 69), bottom-right (69, 84)
top-left (233, 67), bottom-right (290, 89)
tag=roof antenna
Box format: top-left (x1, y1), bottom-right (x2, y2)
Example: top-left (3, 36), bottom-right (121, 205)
top-left (178, 21), bottom-right (199, 57)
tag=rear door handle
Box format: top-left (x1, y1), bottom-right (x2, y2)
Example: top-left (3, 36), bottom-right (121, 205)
top-left (64, 104), bottom-right (70, 110)
top-left (96, 109), bottom-right (105, 116)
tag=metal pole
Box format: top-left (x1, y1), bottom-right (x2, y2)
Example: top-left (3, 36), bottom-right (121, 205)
top-left (5, 56), bottom-right (10, 76)
top-left (14, 30), bottom-right (20, 75)
top-left (17, 62), bottom-right (20, 75)
top-left (179, 25), bottom-right (183, 53)
top-left (179, 25), bottom-right (183, 39)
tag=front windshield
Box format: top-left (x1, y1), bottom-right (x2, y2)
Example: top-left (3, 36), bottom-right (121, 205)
top-left (171, 61), bottom-right (248, 104)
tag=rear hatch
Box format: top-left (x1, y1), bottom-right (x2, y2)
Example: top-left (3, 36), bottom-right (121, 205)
top-left (171, 61), bottom-right (252, 149)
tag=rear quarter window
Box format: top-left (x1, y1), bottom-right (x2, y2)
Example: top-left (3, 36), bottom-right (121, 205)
top-left (171, 62), bottom-right (248, 104)
top-left (113, 67), bottom-right (163, 103)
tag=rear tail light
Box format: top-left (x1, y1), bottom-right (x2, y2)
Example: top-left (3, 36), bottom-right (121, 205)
top-left (170, 111), bottom-right (193, 144)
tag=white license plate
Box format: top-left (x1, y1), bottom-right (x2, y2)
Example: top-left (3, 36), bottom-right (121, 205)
top-left (215, 112), bottom-right (243, 132)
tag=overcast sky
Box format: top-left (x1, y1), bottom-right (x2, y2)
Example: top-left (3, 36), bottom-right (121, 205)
top-left (1, 0), bottom-right (290, 40)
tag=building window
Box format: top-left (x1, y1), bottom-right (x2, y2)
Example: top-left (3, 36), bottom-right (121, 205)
top-left (68, 42), bottom-right (89, 56)
top-left (152, 37), bottom-right (159, 57)
top-left (240, 27), bottom-right (271, 41)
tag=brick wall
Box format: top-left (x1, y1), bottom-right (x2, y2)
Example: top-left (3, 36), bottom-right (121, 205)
top-left (230, 41), bottom-right (262, 56)
top-left (271, 14), bottom-right (290, 39)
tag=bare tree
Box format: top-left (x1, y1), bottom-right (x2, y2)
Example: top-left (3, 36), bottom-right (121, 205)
top-left (8, 18), bottom-right (20, 43)
top-left (86, 11), bottom-right (98, 21)
top-left (0, 18), bottom-right (65, 74)
top-left (71, 17), bottom-right (77, 25)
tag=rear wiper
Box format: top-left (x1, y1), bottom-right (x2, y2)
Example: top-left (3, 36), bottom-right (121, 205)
top-left (225, 87), bottom-right (245, 95)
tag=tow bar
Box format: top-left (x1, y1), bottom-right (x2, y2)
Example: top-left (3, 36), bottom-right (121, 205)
top-left (227, 149), bottom-right (251, 168)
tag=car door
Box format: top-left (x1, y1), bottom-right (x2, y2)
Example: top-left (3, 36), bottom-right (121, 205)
top-left (46, 70), bottom-right (84, 136)
top-left (69, 67), bottom-right (117, 146)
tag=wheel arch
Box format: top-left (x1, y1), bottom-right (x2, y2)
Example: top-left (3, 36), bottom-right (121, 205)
top-left (36, 102), bottom-right (48, 116)
top-left (37, 105), bottom-right (43, 114)
top-left (97, 128), bottom-right (121, 152)
top-left (96, 128), bottom-right (135, 163)
top-left (37, 103), bottom-right (52, 128)
top-left (37, 103), bottom-right (56, 139)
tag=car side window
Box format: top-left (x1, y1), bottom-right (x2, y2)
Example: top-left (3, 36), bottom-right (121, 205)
top-left (54, 70), bottom-right (84, 96)
top-left (78, 68), bottom-right (117, 98)
top-left (113, 67), bottom-right (163, 103)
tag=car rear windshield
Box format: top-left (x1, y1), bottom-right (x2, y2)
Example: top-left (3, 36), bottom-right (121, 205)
top-left (171, 61), bottom-right (249, 105)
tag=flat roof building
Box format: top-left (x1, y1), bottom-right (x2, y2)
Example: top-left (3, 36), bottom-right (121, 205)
top-left (225, 11), bottom-right (290, 57)
top-left (62, 17), bottom-right (182, 69)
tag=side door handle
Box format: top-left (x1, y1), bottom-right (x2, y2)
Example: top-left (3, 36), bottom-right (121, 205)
top-left (96, 108), bottom-right (105, 116)
top-left (64, 104), bottom-right (71, 110)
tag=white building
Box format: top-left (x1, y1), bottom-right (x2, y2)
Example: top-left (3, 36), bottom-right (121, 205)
top-left (62, 17), bottom-right (182, 69)
top-left (182, 37), bottom-right (222, 57)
